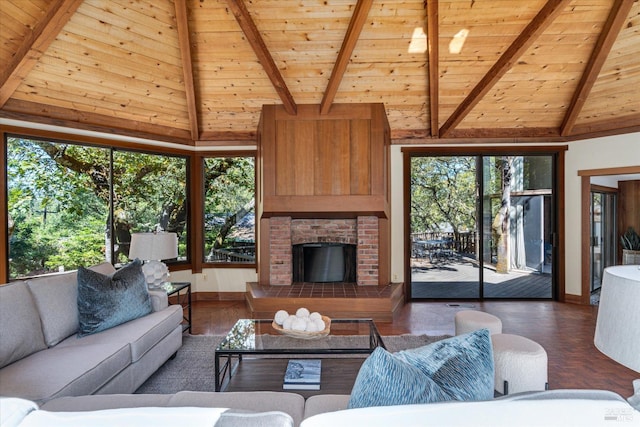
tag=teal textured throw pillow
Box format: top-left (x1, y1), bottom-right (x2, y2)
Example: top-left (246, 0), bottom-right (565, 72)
top-left (77, 259), bottom-right (152, 337)
top-left (348, 329), bottom-right (494, 409)
top-left (395, 328), bottom-right (495, 401)
top-left (348, 346), bottom-right (450, 408)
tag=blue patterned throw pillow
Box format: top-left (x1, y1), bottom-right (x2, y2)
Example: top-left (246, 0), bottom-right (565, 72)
top-left (348, 346), bottom-right (450, 408)
top-left (77, 259), bottom-right (153, 337)
top-left (348, 329), bottom-right (494, 409)
top-left (395, 328), bottom-right (495, 401)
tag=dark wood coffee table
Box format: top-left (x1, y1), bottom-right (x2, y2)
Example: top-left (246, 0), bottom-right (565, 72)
top-left (214, 318), bottom-right (385, 395)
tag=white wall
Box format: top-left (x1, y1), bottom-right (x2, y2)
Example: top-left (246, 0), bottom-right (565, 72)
top-left (564, 132), bottom-right (640, 296)
top-left (170, 267), bottom-right (257, 293)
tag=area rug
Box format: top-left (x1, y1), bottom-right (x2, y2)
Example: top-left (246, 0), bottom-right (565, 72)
top-left (135, 333), bottom-right (448, 394)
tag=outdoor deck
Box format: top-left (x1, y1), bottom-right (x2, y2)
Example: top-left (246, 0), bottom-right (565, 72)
top-left (411, 255), bottom-right (552, 299)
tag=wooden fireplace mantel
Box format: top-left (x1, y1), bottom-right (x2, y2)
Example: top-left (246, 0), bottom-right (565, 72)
top-left (257, 103), bottom-right (390, 219)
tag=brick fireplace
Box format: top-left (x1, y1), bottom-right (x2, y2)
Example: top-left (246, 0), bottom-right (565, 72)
top-left (268, 216), bottom-right (379, 286)
top-left (256, 104), bottom-right (391, 287)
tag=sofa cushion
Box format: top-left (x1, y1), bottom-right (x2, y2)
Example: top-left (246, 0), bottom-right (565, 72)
top-left (26, 272), bottom-right (79, 347)
top-left (40, 394), bottom-right (173, 412)
top-left (58, 304), bottom-right (182, 363)
top-left (26, 264), bottom-right (118, 346)
top-left (348, 329), bottom-right (494, 409)
top-left (303, 395), bottom-right (350, 419)
top-left (301, 398), bottom-right (639, 427)
top-left (169, 391), bottom-right (306, 427)
top-left (16, 407), bottom-right (228, 427)
top-left (214, 409), bottom-right (294, 427)
top-left (77, 259), bottom-right (152, 337)
top-left (0, 282), bottom-right (47, 369)
top-left (0, 339), bottom-right (130, 404)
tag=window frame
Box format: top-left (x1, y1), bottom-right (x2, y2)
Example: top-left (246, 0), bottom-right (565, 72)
top-left (402, 145), bottom-right (567, 302)
top-left (2, 127), bottom-right (193, 281)
top-left (199, 151), bottom-right (257, 269)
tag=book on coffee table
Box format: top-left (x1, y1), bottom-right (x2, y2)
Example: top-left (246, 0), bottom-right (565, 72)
top-left (283, 359), bottom-right (321, 390)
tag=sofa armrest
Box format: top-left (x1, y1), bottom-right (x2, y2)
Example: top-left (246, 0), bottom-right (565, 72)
top-left (148, 290), bottom-right (169, 312)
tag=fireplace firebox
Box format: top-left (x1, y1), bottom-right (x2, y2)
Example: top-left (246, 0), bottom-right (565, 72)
top-left (292, 243), bottom-right (356, 283)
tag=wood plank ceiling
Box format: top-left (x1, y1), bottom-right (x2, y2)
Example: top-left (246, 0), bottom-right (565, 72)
top-left (0, 0), bottom-right (639, 146)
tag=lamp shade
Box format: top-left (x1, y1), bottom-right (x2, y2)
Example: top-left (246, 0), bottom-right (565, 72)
top-left (129, 232), bottom-right (178, 261)
top-left (594, 265), bottom-right (640, 373)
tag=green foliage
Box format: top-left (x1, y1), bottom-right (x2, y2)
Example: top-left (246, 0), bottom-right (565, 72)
top-left (410, 156), bottom-right (477, 234)
top-left (7, 137), bottom-right (191, 278)
top-left (204, 157), bottom-right (255, 251)
top-left (621, 227), bottom-right (640, 251)
top-left (7, 136), bottom-right (253, 278)
top-left (8, 214), bottom-right (58, 277)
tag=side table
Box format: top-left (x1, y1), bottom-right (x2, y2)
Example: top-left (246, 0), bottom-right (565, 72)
top-left (162, 282), bottom-right (192, 333)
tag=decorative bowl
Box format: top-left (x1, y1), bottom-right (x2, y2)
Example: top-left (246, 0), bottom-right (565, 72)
top-left (271, 315), bottom-right (331, 340)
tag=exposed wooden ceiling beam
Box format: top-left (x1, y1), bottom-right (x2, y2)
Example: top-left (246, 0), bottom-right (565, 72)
top-left (226, 0), bottom-right (297, 115)
top-left (560, 0), bottom-right (634, 137)
top-left (570, 112), bottom-right (640, 138)
top-left (0, 99), bottom-right (194, 144)
top-left (438, 0), bottom-right (572, 137)
top-left (320, 0), bottom-right (373, 115)
top-left (426, 0), bottom-right (438, 137)
top-left (0, 0), bottom-right (84, 107)
top-left (446, 127), bottom-right (562, 139)
top-left (174, 0), bottom-right (200, 141)
top-left (174, 0), bottom-right (199, 141)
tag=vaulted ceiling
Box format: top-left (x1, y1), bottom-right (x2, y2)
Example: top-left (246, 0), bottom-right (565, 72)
top-left (1, 0), bottom-right (639, 146)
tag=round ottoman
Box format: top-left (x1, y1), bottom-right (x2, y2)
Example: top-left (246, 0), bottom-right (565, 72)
top-left (492, 333), bottom-right (548, 395)
top-left (454, 310), bottom-right (502, 336)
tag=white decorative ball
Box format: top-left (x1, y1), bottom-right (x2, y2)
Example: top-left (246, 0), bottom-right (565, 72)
top-left (296, 307), bottom-right (310, 318)
top-left (305, 319), bottom-right (319, 332)
top-left (309, 312), bottom-right (322, 321)
top-left (274, 310), bottom-right (289, 325)
top-left (283, 315), bottom-right (296, 330)
top-left (291, 317), bottom-right (307, 331)
top-left (314, 318), bottom-right (326, 331)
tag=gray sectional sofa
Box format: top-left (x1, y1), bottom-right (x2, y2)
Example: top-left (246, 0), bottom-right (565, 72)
top-left (3, 389), bottom-right (636, 427)
top-left (0, 263), bottom-right (183, 404)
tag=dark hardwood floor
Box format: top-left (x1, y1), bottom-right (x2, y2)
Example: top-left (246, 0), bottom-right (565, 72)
top-left (191, 299), bottom-right (637, 398)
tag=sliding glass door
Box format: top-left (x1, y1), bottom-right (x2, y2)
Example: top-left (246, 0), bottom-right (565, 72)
top-left (409, 153), bottom-right (555, 300)
top-left (409, 156), bottom-right (479, 298)
top-left (481, 156), bottom-right (553, 298)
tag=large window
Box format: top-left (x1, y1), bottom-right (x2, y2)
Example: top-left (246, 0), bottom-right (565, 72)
top-left (6, 136), bottom-right (188, 279)
top-left (203, 156), bottom-right (255, 264)
top-left (112, 150), bottom-right (188, 264)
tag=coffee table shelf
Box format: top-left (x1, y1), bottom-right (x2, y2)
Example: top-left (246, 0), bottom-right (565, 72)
top-left (214, 318), bottom-right (385, 392)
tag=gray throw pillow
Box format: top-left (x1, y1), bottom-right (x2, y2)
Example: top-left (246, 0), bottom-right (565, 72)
top-left (77, 259), bottom-right (152, 337)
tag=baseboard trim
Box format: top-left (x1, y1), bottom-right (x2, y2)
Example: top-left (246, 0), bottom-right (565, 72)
top-left (564, 293), bottom-right (589, 305)
top-left (193, 291), bottom-right (246, 301)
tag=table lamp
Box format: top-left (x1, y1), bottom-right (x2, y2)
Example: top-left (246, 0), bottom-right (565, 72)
top-left (129, 232), bottom-right (178, 288)
top-left (594, 265), bottom-right (640, 410)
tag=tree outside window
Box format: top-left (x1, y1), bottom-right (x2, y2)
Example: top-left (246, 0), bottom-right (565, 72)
top-left (6, 137), bottom-right (188, 279)
top-left (203, 157), bottom-right (255, 264)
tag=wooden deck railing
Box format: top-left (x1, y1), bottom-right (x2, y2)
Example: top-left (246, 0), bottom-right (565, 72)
top-left (207, 245), bottom-right (256, 263)
top-left (411, 231), bottom-right (476, 254)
